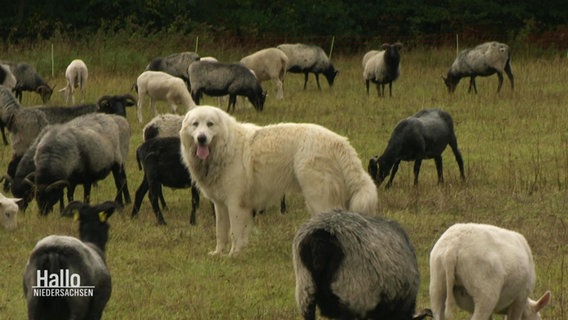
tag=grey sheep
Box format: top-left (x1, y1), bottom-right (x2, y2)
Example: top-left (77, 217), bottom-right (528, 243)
top-left (363, 43), bottom-right (402, 97)
top-left (145, 51), bottom-right (201, 88)
top-left (23, 200), bottom-right (118, 320)
top-left (0, 64), bottom-right (17, 90)
top-left (368, 108), bottom-right (465, 188)
top-left (443, 41), bottom-right (514, 94)
top-left (293, 209), bottom-right (420, 320)
top-left (0, 61), bottom-right (54, 103)
top-left (188, 60), bottom-right (266, 112)
top-left (240, 47), bottom-right (289, 99)
top-left (33, 113), bottom-right (131, 215)
top-left (276, 43), bottom-right (338, 90)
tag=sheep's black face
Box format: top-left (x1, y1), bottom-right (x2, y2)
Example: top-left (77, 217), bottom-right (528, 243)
top-left (324, 68), bottom-right (338, 87)
top-left (368, 156), bottom-right (379, 184)
top-left (376, 156), bottom-right (392, 186)
top-left (443, 75), bottom-right (458, 93)
top-left (37, 186), bottom-right (63, 215)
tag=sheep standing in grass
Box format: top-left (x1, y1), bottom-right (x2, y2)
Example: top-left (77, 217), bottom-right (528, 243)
top-left (276, 43), bottom-right (338, 90)
top-left (0, 192), bottom-right (21, 230)
top-left (188, 60), bottom-right (266, 112)
top-left (23, 200), bottom-right (117, 320)
top-left (368, 108), bottom-right (465, 188)
top-left (363, 43), bottom-right (402, 97)
top-left (0, 61), bottom-right (54, 102)
top-left (0, 64), bottom-right (17, 90)
top-left (293, 209), bottom-right (420, 320)
top-left (59, 59), bottom-right (88, 104)
top-left (145, 51), bottom-right (200, 88)
top-left (429, 223), bottom-right (551, 320)
top-left (443, 41), bottom-right (514, 94)
top-left (131, 136), bottom-right (200, 225)
top-left (135, 70), bottom-right (196, 123)
top-left (33, 113), bottom-right (131, 214)
top-left (240, 48), bottom-right (288, 99)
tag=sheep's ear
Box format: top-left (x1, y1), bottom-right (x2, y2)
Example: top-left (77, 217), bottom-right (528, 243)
top-left (73, 212), bottom-right (80, 221)
top-left (96, 201), bottom-right (119, 221)
top-left (534, 291), bottom-right (551, 312)
top-left (61, 201), bottom-right (85, 218)
top-left (98, 212), bottom-right (108, 223)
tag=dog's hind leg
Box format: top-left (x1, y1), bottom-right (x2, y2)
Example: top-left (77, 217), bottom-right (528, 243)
top-left (228, 206), bottom-right (254, 257)
top-left (210, 202), bottom-right (231, 256)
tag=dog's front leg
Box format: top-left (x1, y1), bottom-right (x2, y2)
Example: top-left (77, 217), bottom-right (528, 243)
top-left (210, 202), bottom-right (230, 256)
top-left (228, 207), bottom-right (254, 257)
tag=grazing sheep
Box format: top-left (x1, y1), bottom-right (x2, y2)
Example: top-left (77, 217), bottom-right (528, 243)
top-left (1, 61), bottom-right (54, 102)
top-left (142, 113), bottom-right (184, 141)
top-left (276, 43), bottom-right (338, 90)
top-left (59, 59), bottom-right (88, 104)
top-left (443, 41), bottom-right (514, 94)
top-left (0, 192), bottom-right (21, 230)
top-left (188, 60), bottom-right (266, 112)
top-left (368, 108), bottom-right (465, 188)
top-left (33, 113), bottom-right (131, 214)
top-left (240, 48), bottom-right (289, 99)
top-left (0, 64), bottom-right (17, 90)
top-left (145, 51), bottom-right (200, 88)
top-left (363, 43), bottom-right (402, 97)
top-left (135, 70), bottom-right (196, 123)
top-left (131, 136), bottom-right (200, 225)
top-left (429, 223), bottom-right (551, 320)
top-left (293, 209), bottom-right (420, 320)
top-left (23, 200), bottom-right (117, 320)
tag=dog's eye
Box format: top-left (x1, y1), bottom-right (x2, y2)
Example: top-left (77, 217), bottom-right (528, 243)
top-left (192, 121), bottom-right (199, 127)
top-left (207, 121), bottom-right (214, 127)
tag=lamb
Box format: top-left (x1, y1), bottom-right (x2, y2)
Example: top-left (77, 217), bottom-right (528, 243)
top-left (131, 136), bottom-right (200, 225)
top-left (363, 43), bottom-right (402, 97)
top-left (0, 64), bottom-right (17, 90)
top-left (443, 41), bottom-right (514, 94)
top-left (33, 113), bottom-right (131, 214)
top-left (23, 200), bottom-right (118, 320)
top-left (59, 59), bottom-right (88, 104)
top-left (276, 43), bottom-right (338, 90)
top-left (293, 209), bottom-right (420, 320)
top-left (0, 61), bottom-right (54, 102)
top-left (188, 60), bottom-right (266, 112)
top-left (145, 51), bottom-right (201, 88)
top-left (0, 192), bottom-right (21, 230)
top-left (429, 223), bottom-right (551, 320)
top-left (240, 47), bottom-right (289, 99)
top-left (135, 70), bottom-right (196, 123)
top-left (368, 108), bottom-right (465, 188)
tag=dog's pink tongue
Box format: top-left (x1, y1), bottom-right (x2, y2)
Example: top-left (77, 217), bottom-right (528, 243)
top-left (196, 145), bottom-right (210, 160)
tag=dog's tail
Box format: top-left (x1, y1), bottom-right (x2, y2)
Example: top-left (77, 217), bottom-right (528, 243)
top-left (336, 143), bottom-right (379, 215)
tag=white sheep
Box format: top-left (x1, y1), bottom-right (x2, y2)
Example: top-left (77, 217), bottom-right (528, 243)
top-left (240, 47), bottom-right (288, 99)
top-left (59, 59), bottom-right (88, 104)
top-left (429, 223), bottom-right (551, 320)
top-left (363, 43), bottom-right (402, 97)
top-left (142, 113), bottom-right (184, 141)
top-left (0, 192), bottom-right (21, 230)
top-left (0, 64), bottom-right (17, 90)
top-left (136, 71), bottom-right (196, 123)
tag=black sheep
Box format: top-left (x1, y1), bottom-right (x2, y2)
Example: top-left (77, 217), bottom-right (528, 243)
top-left (368, 108), bottom-right (465, 188)
top-left (131, 136), bottom-right (200, 225)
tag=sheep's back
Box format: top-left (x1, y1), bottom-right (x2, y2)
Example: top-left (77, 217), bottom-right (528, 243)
top-left (277, 44), bottom-right (330, 71)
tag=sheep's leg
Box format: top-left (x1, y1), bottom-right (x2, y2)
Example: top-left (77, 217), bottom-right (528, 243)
top-left (228, 95), bottom-right (237, 113)
top-left (190, 184), bottom-right (200, 225)
top-left (413, 159), bottom-right (423, 185)
top-left (149, 183), bottom-right (167, 225)
top-left (83, 183), bottom-right (92, 204)
top-left (467, 77), bottom-right (475, 93)
top-left (385, 161), bottom-right (401, 188)
top-left (150, 99), bottom-right (158, 118)
top-left (365, 80), bottom-right (370, 96)
top-left (314, 73), bottom-right (322, 90)
top-left (136, 92), bottom-right (145, 123)
top-left (434, 156), bottom-right (444, 184)
top-left (388, 82), bottom-right (393, 97)
top-left (449, 139), bottom-right (466, 181)
top-left (228, 205), bottom-right (254, 256)
top-left (504, 62), bottom-right (514, 90)
top-left (210, 202), bottom-right (230, 255)
top-left (280, 195), bottom-right (286, 214)
top-left (275, 78), bottom-right (284, 99)
top-left (303, 73), bottom-right (309, 90)
top-left (496, 72), bottom-right (504, 93)
top-left (121, 165), bottom-right (131, 204)
top-left (131, 177), bottom-right (148, 217)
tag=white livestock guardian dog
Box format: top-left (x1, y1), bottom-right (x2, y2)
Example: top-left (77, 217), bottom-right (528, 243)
top-left (180, 106), bottom-right (378, 256)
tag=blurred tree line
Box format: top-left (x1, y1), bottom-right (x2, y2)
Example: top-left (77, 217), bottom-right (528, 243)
top-left (3, 0), bottom-right (567, 47)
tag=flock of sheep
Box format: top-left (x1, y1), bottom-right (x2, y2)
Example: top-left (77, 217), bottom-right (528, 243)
top-left (0, 41), bottom-right (550, 319)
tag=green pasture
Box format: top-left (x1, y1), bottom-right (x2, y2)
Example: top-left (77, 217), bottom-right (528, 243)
top-left (0, 38), bottom-right (566, 319)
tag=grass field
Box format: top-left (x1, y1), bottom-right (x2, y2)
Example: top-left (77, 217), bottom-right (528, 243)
top-left (0, 40), bottom-right (566, 319)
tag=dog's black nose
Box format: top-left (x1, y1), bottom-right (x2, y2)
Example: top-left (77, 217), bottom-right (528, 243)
top-left (197, 134), bottom-right (207, 145)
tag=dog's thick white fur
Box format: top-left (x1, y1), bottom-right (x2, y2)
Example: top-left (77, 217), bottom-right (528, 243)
top-left (179, 106), bottom-right (378, 256)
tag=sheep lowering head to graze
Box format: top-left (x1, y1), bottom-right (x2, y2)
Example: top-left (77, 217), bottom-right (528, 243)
top-left (429, 223), bottom-right (551, 320)
top-left (0, 192), bottom-right (21, 230)
top-left (59, 59), bottom-right (88, 104)
top-left (443, 41), bottom-right (514, 94)
top-left (276, 43), bottom-right (338, 90)
top-left (135, 70), bottom-right (196, 123)
top-left (368, 108), bottom-right (465, 188)
top-left (240, 47), bottom-right (289, 99)
top-left (131, 136), bottom-right (200, 225)
top-left (34, 113), bottom-right (131, 215)
top-left (293, 209), bottom-right (420, 320)
top-left (23, 200), bottom-right (118, 320)
top-left (363, 42), bottom-right (402, 97)
top-left (1, 61), bottom-right (54, 103)
top-left (188, 60), bottom-right (266, 112)
top-left (145, 51), bottom-right (200, 88)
